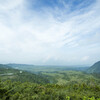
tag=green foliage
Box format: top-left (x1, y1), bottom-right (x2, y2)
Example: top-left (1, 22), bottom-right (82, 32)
top-left (0, 80), bottom-right (100, 100)
top-left (0, 64), bottom-right (100, 100)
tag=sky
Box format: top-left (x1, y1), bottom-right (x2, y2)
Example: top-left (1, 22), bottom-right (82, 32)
top-left (0, 0), bottom-right (100, 66)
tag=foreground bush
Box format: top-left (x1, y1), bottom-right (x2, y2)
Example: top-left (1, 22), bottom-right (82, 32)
top-left (0, 80), bottom-right (100, 100)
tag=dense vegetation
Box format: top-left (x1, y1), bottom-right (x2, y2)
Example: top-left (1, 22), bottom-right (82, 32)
top-left (0, 79), bottom-right (100, 100)
top-left (0, 63), bottom-right (100, 100)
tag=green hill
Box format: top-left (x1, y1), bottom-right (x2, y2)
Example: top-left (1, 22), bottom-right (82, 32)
top-left (0, 64), bottom-right (49, 84)
top-left (0, 64), bottom-right (11, 68)
top-left (87, 61), bottom-right (100, 73)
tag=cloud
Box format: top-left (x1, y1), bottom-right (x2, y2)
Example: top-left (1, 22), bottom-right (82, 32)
top-left (82, 56), bottom-right (89, 61)
top-left (0, 0), bottom-right (100, 65)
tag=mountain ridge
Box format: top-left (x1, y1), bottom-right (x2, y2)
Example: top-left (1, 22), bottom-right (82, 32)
top-left (87, 61), bottom-right (100, 73)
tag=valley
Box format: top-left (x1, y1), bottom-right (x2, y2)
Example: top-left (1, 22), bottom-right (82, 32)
top-left (0, 62), bottom-right (100, 100)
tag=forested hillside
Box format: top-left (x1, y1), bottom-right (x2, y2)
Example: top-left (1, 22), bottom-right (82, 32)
top-left (87, 61), bottom-right (100, 73)
top-left (0, 64), bottom-right (49, 84)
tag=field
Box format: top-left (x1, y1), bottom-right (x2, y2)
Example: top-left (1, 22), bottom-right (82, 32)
top-left (41, 71), bottom-right (100, 85)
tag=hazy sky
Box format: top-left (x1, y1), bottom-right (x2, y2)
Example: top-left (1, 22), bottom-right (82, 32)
top-left (0, 0), bottom-right (100, 65)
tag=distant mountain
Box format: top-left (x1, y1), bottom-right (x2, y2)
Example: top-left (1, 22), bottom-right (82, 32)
top-left (87, 61), bottom-right (100, 73)
top-left (0, 64), bottom-right (10, 68)
top-left (6, 64), bottom-right (35, 72)
top-left (7, 63), bottom-right (34, 68)
top-left (6, 64), bottom-right (89, 74)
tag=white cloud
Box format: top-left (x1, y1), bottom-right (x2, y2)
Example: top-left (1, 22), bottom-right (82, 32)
top-left (0, 0), bottom-right (100, 65)
top-left (0, 0), bottom-right (23, 10)
top-left (82, 56), bottom-right (90, 61)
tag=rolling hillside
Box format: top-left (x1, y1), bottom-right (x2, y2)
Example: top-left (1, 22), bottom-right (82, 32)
top-left (0, 64), bottom-right (49, 84)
